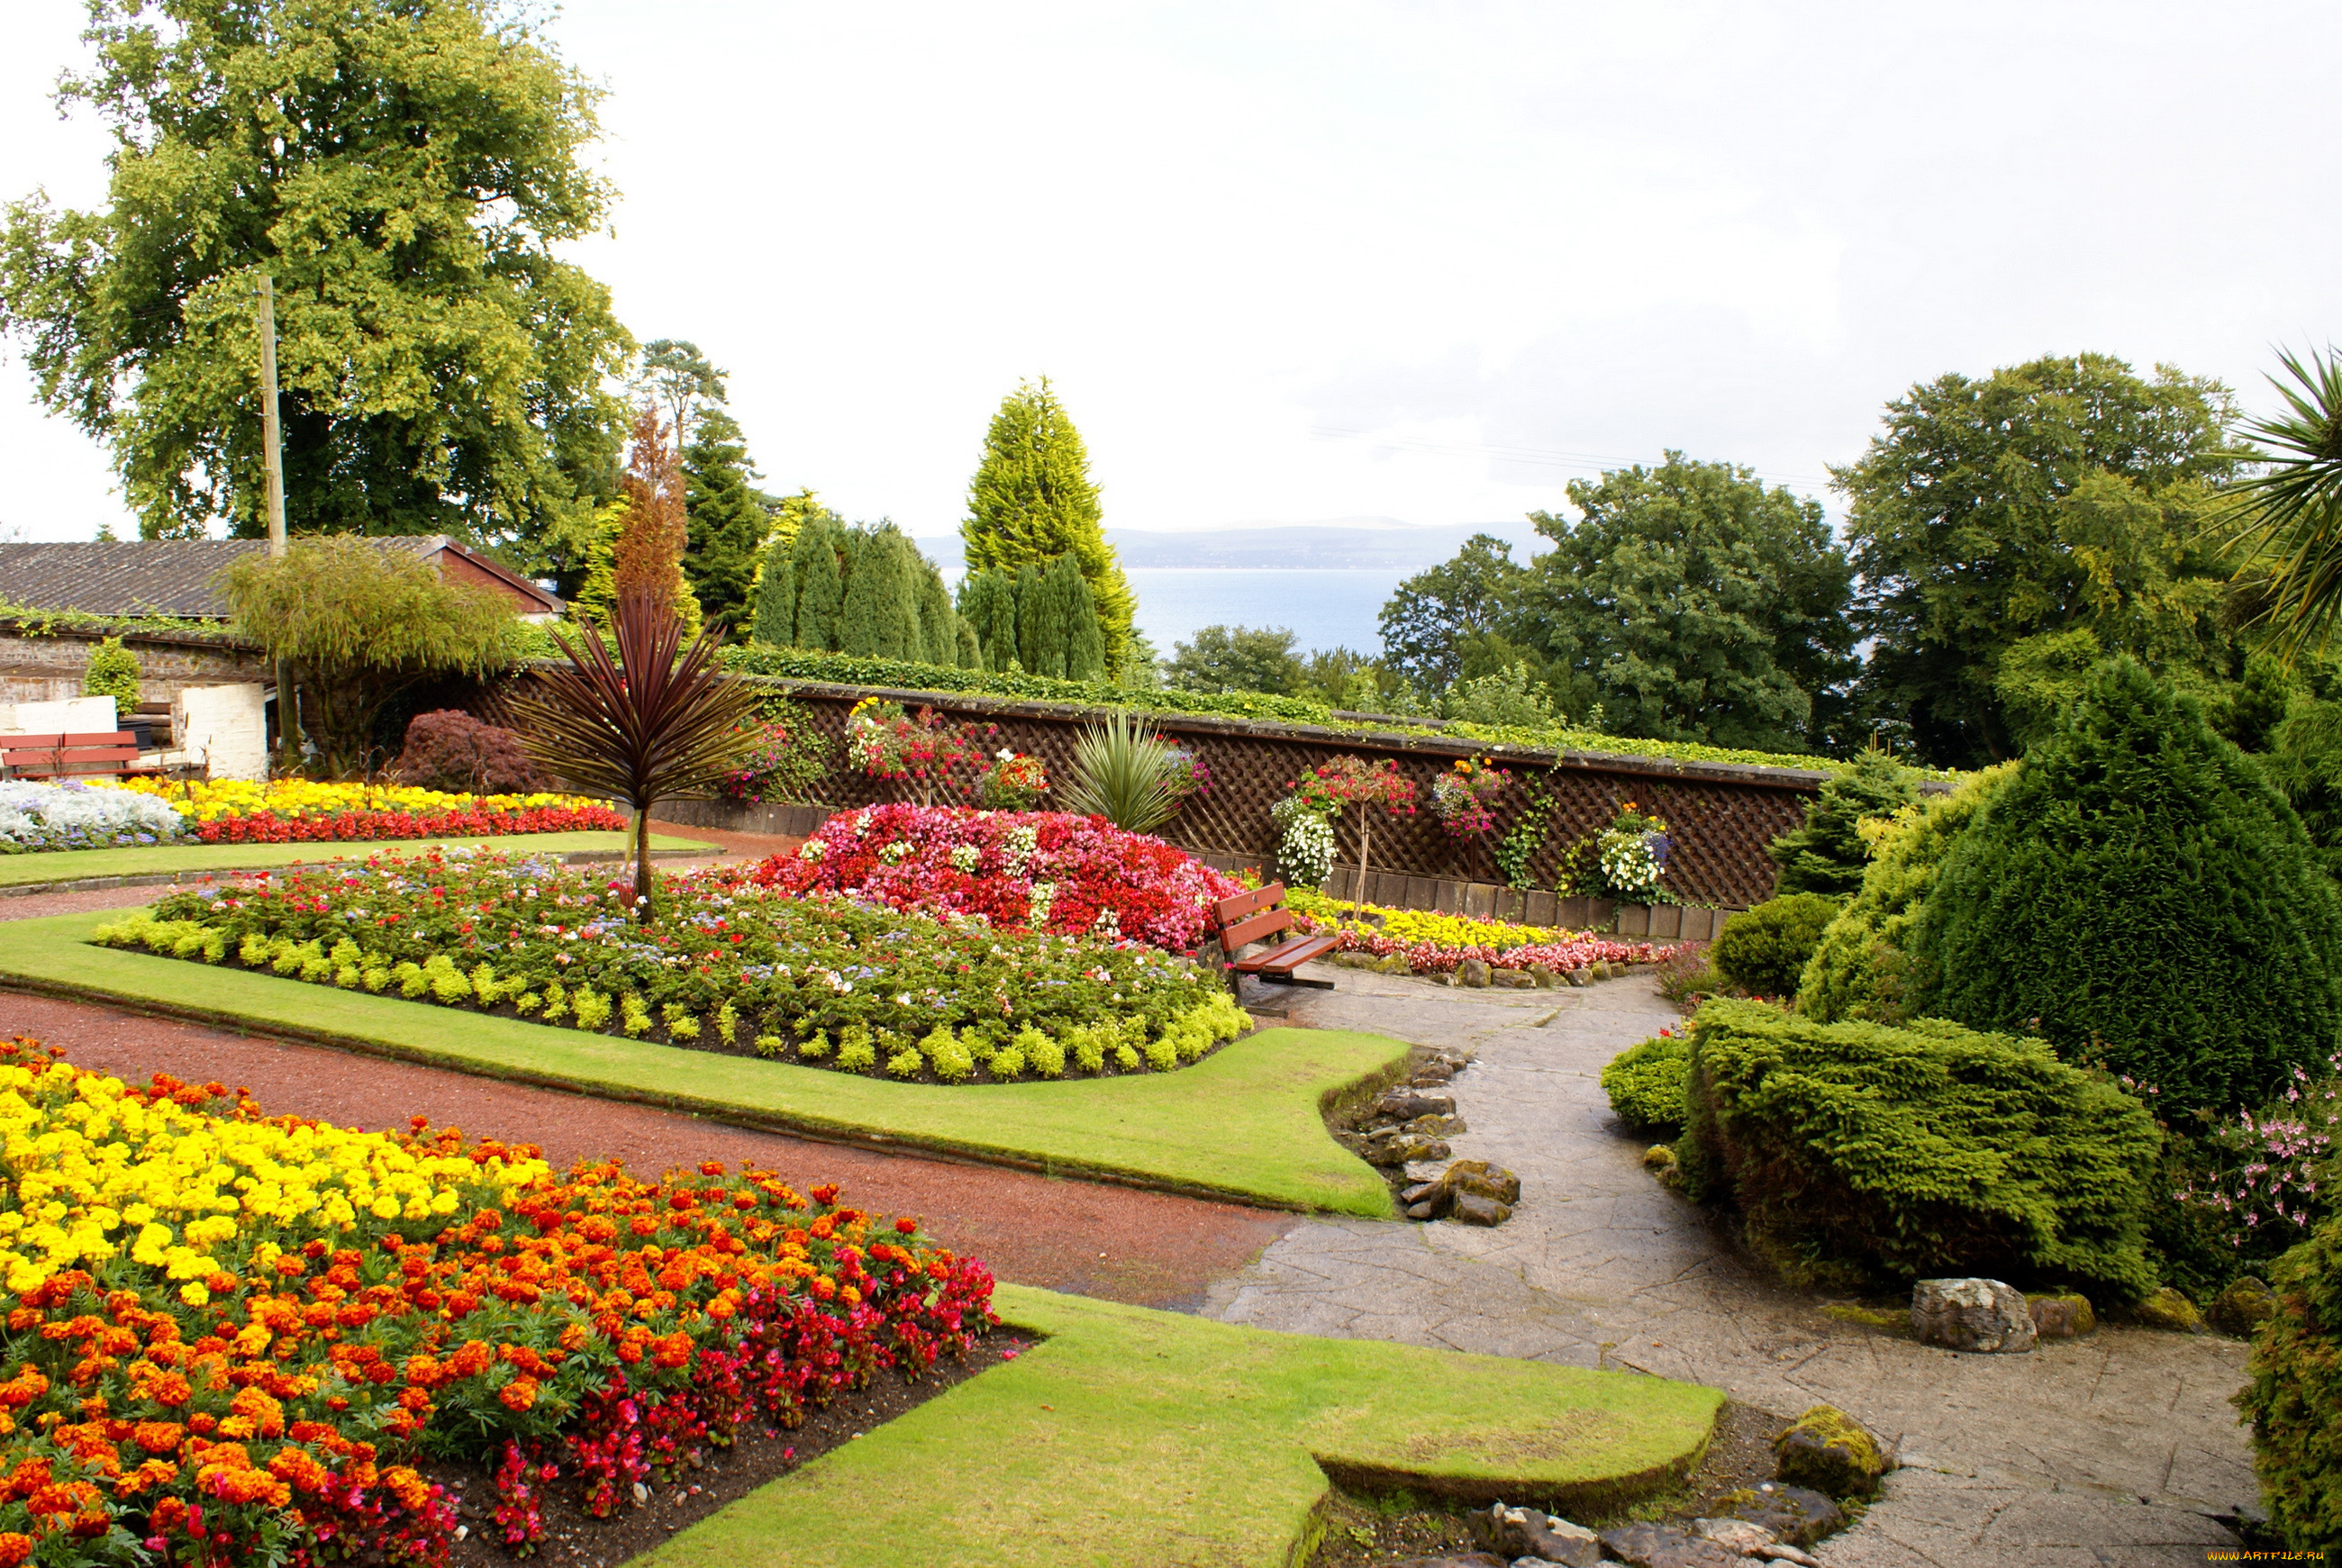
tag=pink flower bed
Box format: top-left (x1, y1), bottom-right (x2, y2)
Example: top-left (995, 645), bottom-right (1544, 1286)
top-left (1292, 916), bottom-right (1677, 975)
top-left (752, 805), bottom-right (1240, 953)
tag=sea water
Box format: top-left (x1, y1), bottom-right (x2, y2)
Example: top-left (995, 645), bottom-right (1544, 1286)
top-left (945, 566), bottom-right (1405, 658)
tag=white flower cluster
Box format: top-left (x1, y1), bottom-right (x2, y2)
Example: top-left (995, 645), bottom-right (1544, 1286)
top-left (1271, 798), bottom-right (1335, 890)
top-left (0, 780), bottom-right (186, 848)
top-left (1002, 823), bottom-right (1039, 877)
top-left (1597, 828), bottom-right (1665, 899)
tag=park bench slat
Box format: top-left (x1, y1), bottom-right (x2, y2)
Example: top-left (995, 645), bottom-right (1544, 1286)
top-left (1205, 879), bottom-right (1336, 989)
top-left (1230, 933), bottom-right (1339, 975)
top-left (1217, 907), bottom-right (1294, 949)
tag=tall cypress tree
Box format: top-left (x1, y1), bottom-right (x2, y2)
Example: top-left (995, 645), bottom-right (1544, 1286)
top-left (960, 377), bottom-right (1138, 673)
top-left (840, 526), bottom-right (923, 660)
top-left (957, 569), bottom-right (1019, 671)
top-left (791, 515), bottom-right (844, 650)
top-left (681, 409), bottom-right (771, 639)
top-left (749, 539), bottom-right (794, 646)
top-left (1064, 558), bottom-right (1105, 680)
top-left (1015, 561), bottom-right (1061, 676)
top-left (915, 557), bottom-right (958, 666)
top-left (955, 620), bottom-right (983, 668)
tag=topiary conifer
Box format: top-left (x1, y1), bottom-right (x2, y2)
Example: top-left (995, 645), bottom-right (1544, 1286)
top-left (1767, 747), bottom-right (1917, 897)
top-left (1909, 657), bottom-right (2342, 1109)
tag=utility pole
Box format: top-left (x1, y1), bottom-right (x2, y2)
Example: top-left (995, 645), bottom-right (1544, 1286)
top-left (257, 274), bottom-right (299, 769)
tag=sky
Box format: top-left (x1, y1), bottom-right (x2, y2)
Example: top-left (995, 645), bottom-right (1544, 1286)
top-left (1, 0), bottom-right (2337, 544)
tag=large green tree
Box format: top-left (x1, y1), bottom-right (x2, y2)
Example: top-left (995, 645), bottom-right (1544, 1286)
top-left (1377, 533), bottom-right (1530, 692)
top-left (0, 0), bottom-right (631, 548)
top-left (1837, 353), bottom-right (2239, 766)
top-left (680, 408), bottom-right (771, 639)
top-left (1164, 624), bottom-right (1303, 695)
top-left (1509, 454), bottom-right (1856, 753)
top-left (960, 377), bottom-right (1136, 671)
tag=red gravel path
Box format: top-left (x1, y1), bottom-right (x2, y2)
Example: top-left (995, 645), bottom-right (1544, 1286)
top-left (0, 984), bottom-right (1294, 1312)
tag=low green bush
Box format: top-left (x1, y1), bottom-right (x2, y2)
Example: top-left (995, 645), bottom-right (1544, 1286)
top-left (82, 636), bottom-right (141, 719)
top-left (1675, 999), bottom-right (2162, 1299)
top-left (1709, 893), bottom-right (1840, 1000)
top-left (1602, 1032), bottom-right (1690, 1129)
top-left (1797, 765), bottom-right (2014, 1025)
top-left (2238, 1218), bottom-right (2342, 1554)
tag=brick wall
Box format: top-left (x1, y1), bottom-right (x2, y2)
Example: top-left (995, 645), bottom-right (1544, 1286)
top-left (0, 622), bottom-right (270, 711)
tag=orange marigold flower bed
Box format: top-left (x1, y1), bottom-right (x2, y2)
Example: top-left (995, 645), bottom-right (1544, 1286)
top-left (0, 1039), bottom-right (994, 1566)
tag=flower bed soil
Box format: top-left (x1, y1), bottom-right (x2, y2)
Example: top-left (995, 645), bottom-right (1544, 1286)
top-left (431, 1329), bottom-right (1021, 1568)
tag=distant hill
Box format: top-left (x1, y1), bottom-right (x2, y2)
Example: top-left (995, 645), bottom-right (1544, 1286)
top-left (913, 519), bottom-right (1545, 572)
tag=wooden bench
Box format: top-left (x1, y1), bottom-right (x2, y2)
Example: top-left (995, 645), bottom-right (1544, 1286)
top-left (0, 731), bottom-right (161, 781)
top-left (1206, 882), bottom-right (1339, 988)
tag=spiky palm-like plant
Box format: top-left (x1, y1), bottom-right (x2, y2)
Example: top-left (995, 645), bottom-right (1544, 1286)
top-left (1061, 711), bottom-right (1179, 834)
top-left (511, 589), bottom-right (759, 917)
top-left (2229, 346), bottom-right (2342, 659)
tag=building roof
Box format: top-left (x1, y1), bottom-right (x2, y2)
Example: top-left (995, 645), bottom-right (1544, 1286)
top-left (0, 539), bottom-right (562, 619)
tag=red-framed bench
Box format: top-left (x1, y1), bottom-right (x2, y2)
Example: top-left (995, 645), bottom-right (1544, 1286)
top-left (1206, 882), bottom-right (1339, 988)
top-left (0, 731), bottom-right (160, 781)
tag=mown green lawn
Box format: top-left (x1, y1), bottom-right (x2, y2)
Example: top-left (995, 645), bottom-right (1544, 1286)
top-left (640, 1285), bottom-right (1724, 1568)
top-left (0, 911), bottom-right (1405, 1213)
top-left (0, 831), bottom-right (713, 887)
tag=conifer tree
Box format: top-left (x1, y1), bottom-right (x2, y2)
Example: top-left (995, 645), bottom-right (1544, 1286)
top-left (840, 526), bottom-right (922, 660)
top-left (915, 559), bottom-right (958, 666)
top-left (957, 569), bottom-right (1020, 671)
top-left (790, 514), bottom-right (844, 650)
top-left (1767, 747), bottom-right (1918, 897)
top-left (1015, 560), bottom-right (1063, 677)
top-left (610, 403), bottom-right (698, 639)
top-left (1063, 557), bottom-right (1105, 680)
top-left (955, 620), bottom-right (983, 668)
top-left (681, 408), bottom-right (771, 638)
top-left (960, 377), bottom-right (1136, 671)
top-left (749, 539), bottom-right (794, 646)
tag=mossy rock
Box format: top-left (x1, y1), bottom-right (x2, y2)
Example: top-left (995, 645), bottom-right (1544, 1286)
top-left (2026, 1292), bottom-right (2096, 1338)
top-left (1773, 1404), bottom-right (1888, 1499)
top-left (2131, 1285), bottom-right (2202, 1333)
top-left (2208, 1277), bottom-right (2274, 1338)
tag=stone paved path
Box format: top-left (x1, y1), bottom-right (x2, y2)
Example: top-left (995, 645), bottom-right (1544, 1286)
top-left (1210, 969), bottom-right (2255, 1567)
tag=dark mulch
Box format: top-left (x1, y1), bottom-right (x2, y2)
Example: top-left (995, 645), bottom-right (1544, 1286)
top-left (429, 1328), bottom-right (1026, 1566)
top-left (1307, 1400), bottom-right (1789, 1567)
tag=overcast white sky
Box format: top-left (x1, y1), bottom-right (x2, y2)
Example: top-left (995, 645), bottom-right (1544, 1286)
top-left (1, 0), bottom-right (2335, 543)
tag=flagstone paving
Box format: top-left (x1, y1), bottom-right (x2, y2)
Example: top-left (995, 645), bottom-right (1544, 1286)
top-left (1209, 968), bottom-right (2256, 1566)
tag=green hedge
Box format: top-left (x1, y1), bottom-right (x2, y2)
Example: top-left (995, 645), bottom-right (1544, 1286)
top-left (1602, 1032), bottom-right (1690, 1129)
top-left (2239, 1219), bottom-right (2342, 1554)
top-left (1443, 718), bottom-right (1847, 775)
top-left (713, 646), bottom-right (1337, 724)
top-left (1675, 999), bottom-right (2161, 1298)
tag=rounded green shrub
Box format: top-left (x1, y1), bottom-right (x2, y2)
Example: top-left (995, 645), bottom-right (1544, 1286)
top-left (1798, 765), bottom-right (2015, 1024)
top-left (1710, 893), bottom-right (1840, 1000)
top-left (1675, 998), bottom-right (2162, 1299)
top-left (1602, 1032), bottom-right (1690, 1129)
top-left (1910, 657), bottom-right (2342, 1110)
top-left (2238, 1218), bottom-right (2342, 1554)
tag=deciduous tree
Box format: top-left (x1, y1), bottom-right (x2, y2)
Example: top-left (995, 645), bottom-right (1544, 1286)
top-left (1164, 625), bottom-right (1303, 695)
top-left (0, 0), bottom-right (631, 545)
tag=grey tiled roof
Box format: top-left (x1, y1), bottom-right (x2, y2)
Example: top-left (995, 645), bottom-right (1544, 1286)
top-left (0, 537), bottom-right (544, 618)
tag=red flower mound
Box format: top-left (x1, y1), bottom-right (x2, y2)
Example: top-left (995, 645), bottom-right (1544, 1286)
top-left (752, 805), bottom-right (1240, 952)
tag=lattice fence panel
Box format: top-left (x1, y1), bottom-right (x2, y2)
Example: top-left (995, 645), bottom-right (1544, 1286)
top-left (771, 691), bottom-right (1808, 910)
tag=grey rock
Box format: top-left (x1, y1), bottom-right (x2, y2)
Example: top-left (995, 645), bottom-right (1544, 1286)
top-left (1405, 1201), bottom-right (1438, 1219)
top-left (1719, 1482), bottom-right (1843, 1548)
top-left (1402, 1159), bottom-right (1522, 1223)
top-left (1689, 1518), bottom-right (1776, 1554)
top-left (1391, 1556), bottom-right (1508, 1568)
top-left (1445, 1158), bottom-right (1522, 1204)
top-left (1534, 967), bottom-right (1565, 988)
top-left (1406, 1112), bottom-right (1467, 1137)
top-left (1359, 1132), bottom-right (1451, 1166)
top-left (1457, 957), bottom-right (1493, 987)
top-left (1597, 1522), bottom-right (1743, 1568)
top-left (1911, 1277), bottom-right (2038, 1354)
top-left (1566, 966), bottom-right (1593, 986)
top-left (1493, 966), bottom-right (1536, 988)
top-left (1411, 1063), bottom-right (1457, 1085)
top-left (1772, 1404), bottom-right (1888, 1499)
top-left (1376, 1089), bottom-right (1457, 1119)
top-left (2209, 1275), bottom-right (2276, 1337)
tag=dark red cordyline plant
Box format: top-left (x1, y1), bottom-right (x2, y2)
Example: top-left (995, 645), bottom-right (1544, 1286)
top-left (512, 589), bottom-right (759, 916)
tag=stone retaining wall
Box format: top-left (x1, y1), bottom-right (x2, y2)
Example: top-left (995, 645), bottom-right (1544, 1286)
top-left (0, 621), bottom-right (269, 712)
